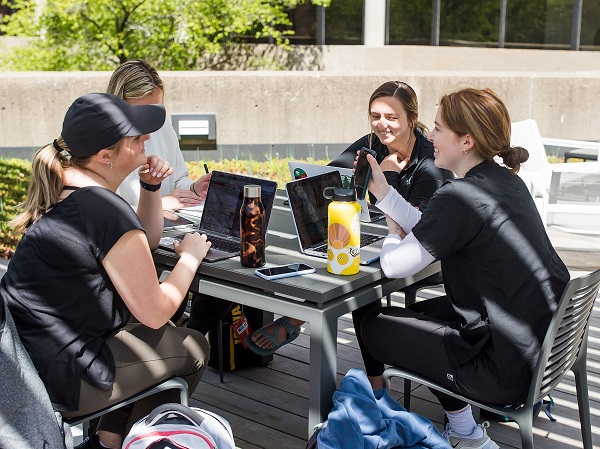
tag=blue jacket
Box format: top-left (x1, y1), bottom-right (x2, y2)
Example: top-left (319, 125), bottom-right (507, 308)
top-left (316, 369), bottom-right (450, 449)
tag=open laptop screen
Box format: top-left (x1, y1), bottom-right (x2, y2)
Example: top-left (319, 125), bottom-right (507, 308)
top-left (200, 171), bottom-right (278, 237)
top-left (286, 171), bottom-right (342, 251)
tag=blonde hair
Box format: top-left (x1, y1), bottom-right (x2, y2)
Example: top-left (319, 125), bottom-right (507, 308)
top-left (10, 138), bottom-right (121, 233)
top-left (439, 88), bottom-right (528, 174)
top-left (106, 59), bottom-right (164, 101)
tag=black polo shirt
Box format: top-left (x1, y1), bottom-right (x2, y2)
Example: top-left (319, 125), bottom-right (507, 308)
top-left (412, 160), bottom-right (569, 387)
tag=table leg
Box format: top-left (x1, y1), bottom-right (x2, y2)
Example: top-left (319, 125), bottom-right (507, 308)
top-left (307, 311), bottom-right (339, 436)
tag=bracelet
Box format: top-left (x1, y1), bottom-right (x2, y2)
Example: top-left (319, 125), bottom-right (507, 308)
top-left (190, 182), bottom-right (199, 196)
top-left (139, 179), bottom-right (161, 192)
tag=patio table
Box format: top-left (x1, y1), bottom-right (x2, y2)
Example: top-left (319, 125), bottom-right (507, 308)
top-left (153, 191), bottom-right (440, 436)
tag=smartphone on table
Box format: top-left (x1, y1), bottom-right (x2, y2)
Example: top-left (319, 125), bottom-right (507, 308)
top-left (354, 147), bottom-right (377, 200)
top-left (255, 263), bottom-right (316, 280)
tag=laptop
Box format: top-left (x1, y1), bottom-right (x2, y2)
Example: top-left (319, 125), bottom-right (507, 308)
top-left (285, 171), bottom-right (384, 265)
top-left (288, 161), bottom-right (385, 223)
top-left (159, 171), bottom-right (278, 262)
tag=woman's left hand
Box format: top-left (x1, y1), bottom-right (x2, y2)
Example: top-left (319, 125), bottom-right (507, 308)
top-left (380, 153), bottom-right (409, 173)
top-left (139, 155), bottom-right (174, 185)
top-left (385, 214), bottom-right (407, 238)
top-left (162, 190), bottom-right (202, 210)
top-left (191, 173), bottom-right (211, 201)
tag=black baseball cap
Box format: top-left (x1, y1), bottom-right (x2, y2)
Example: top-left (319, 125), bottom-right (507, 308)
top-left (61, 93), bottom-right (166, 158)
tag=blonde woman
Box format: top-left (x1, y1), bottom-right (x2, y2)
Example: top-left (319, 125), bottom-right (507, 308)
top-left (107, 59), bottom-right (211, 211)
top-left (2, 93), bottom-right (212, 449)
top-left (107, 59), bottom-right (235, 332)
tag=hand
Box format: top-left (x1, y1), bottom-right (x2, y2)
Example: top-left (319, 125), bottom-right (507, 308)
top-left (379, 153), bottom-right (409, 173)
top-left (138, 155), bottom-right (174, 185)
top-left (385, 214), bottom-right (407, 238)
top-left (174, 232), bottom-right (212, 262)
top-left (365, 153), bottom-right (391, 200)
top-left (162, 189), bottom-right (203, 211)
top-left (191, 173), bottom-right (211, 201)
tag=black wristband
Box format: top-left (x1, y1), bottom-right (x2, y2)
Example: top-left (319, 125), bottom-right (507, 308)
top-left (139, 179), bottom-right (162, 192)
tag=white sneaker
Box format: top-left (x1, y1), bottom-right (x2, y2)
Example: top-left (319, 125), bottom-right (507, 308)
top-left (442, 421), bottom-right (500, 449)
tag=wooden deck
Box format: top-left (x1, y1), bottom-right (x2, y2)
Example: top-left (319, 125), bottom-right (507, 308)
top-left (1, 228), bottom-right (598, 449)
top-left (189, 279), bottom-right (600, 449)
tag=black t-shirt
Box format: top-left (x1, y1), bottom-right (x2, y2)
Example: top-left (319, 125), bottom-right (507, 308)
top-left (1, 187), bottom-right (144, 412)
top-left (412, 160), bottom-right (570, 387)
top-left (329, 129), bottom-right (454, 209)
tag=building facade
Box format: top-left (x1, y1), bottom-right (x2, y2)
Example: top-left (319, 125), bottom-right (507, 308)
top-left (281, 0), bottom-right (599, 51)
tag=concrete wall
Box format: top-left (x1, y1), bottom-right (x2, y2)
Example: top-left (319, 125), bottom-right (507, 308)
top-left (1, 46), bottom-right (599, 152)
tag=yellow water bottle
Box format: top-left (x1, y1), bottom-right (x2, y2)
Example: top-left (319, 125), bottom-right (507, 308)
top-left (323, 187), bottom-right (361, 275)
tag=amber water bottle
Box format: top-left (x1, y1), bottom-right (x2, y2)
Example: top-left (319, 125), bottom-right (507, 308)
top-left (240, 184), bottom-right (266, 267)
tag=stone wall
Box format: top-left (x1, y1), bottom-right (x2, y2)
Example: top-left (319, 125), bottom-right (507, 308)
top-left (1, 46), bottom-right (599, 151)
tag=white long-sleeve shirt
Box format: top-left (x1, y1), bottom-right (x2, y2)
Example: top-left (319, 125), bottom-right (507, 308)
top-left (375, 187), bottom-right (435, 278)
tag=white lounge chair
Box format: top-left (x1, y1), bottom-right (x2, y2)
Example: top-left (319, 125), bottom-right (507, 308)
top-left (510, 119), bottom-right (600, 233)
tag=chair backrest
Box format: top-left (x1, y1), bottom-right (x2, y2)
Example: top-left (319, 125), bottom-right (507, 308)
top-left (529, 269), bottom-right (600, 404)
top-left (510, 119), bottom-right (552, 174)
top-left (0, 300), bottom-right (70, 448)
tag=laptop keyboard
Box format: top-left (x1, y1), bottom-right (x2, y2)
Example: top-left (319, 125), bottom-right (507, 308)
top-left (171, 233), bottom-right (240, 253)
top-left (206, 235), bottom-right (240, 253)
top-left (360, 233), bottom-right (384, 246)
top-left (312, 233), bottom-right (383, 254)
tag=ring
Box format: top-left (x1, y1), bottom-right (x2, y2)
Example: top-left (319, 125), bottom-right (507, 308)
top-left (180, 198), bottom-right (185, 203)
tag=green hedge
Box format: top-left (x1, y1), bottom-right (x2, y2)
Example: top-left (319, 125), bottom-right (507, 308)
top-left (0, 157), bottom-right (329, 254)
top-left (0, 158), bottom-right (32, 254)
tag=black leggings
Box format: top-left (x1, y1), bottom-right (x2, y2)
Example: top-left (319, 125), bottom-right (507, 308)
top-left (355, 296), bottom-right (528, 411)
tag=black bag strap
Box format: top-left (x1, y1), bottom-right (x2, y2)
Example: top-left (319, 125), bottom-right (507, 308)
top-left (145, 403), bottom-right (206, 427)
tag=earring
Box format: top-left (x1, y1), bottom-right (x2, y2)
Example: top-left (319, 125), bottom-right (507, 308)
top-left (108, 161), bottom-right (113, 170)
top-left (461, 148), bottom-right (468, 155)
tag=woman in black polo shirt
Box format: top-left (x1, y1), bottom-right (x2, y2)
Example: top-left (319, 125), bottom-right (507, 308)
top-left (329, 80), bottom-right (453, 208)
top-left (360, 87), bottom-right (569, 449)
top-left (246, 81), bottom-right (453, 356)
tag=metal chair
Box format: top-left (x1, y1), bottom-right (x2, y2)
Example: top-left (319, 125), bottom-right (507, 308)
top-left (64, 376), bottom-right (189, 438)
top-left (383, 268), bottom-right (600, 449)
top-left (510, 119), bottom-right (600, 231)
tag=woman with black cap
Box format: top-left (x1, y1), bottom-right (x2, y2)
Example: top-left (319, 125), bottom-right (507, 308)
top-left (1, 93), bottom-right (212, 449)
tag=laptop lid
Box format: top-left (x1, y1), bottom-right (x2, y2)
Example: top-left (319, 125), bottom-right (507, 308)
top-left (198, 171), bottom-right (278, 262)
top-left (287, 170), bottom-right (342, 255)
top-left (286, 171), bottom-right (383, 265)
top-left (157, 171), bottom-right (278, 262)
top-left (288, 161), bottom-right (353, 188)
top-left (287, 161), bottom-right (384, 223)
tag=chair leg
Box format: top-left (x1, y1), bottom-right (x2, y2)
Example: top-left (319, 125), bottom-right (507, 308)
top-left (386, 294), bottom-right (392, 307)
top-left (179, 383), bottom-right (189, 407)
top-left (404, 290), bottom-right (417, 308)
top-left (511, 409), bottom-right (534, 449)
top-left (403, 379), bottom-right (412, 411)
top-left (217, 319), bottom-right (224, 383)
top-left (82, 420), bottom-right (91, 439)
top-left (573, 362), bottom-right (593, 449)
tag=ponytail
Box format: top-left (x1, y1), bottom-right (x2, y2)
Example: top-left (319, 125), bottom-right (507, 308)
top-left (499, 145), bottom-right (529, 175)
top-left (9, 138), bottom-right (71, 233)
